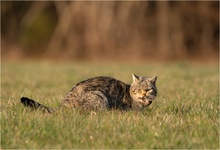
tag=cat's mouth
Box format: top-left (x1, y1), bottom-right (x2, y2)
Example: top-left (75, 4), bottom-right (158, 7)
top-left (138, 96), bottom-right (155, 106)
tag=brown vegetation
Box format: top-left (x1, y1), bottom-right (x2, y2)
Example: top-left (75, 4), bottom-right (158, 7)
top-left (1, 1), bottom-right (219, 62)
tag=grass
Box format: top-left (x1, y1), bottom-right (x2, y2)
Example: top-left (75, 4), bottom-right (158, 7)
top-left (1, 61), bottom-right (219, 149)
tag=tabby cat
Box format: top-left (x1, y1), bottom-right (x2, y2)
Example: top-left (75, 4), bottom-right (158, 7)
top-left (21, 74), bottom-right (157, 112)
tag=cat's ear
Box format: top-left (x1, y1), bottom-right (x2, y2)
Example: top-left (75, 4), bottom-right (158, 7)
top-left (150, 76), bottom-right (157, 83)
top-left (132, 73), bottom-right (140, 83)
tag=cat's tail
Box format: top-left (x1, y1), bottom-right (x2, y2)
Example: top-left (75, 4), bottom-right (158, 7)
top-left (20, 97), bottom-right (53, 113)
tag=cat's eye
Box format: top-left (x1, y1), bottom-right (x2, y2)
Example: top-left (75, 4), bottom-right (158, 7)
top-left (138, 89), bottom-right (143, 93)
top-left (132, 89), bottom-right (137, 93)
top-left (133, 89), bottom-right (141, 94)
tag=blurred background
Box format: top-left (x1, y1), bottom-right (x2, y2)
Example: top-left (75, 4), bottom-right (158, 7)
top-left (1, 1), bottom-right (219, 62)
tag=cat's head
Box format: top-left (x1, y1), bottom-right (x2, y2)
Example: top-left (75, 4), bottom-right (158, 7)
top-left (130, 74), bottom-right (157, 108)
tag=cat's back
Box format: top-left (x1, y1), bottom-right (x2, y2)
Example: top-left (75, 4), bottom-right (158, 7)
top-left (62, 76), bottom-right (130, 109)
top-left (72, 76), bottom-right (127, 92)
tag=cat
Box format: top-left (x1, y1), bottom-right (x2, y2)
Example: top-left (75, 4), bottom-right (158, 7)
top-left (21, 74), bottom-right (157, 113)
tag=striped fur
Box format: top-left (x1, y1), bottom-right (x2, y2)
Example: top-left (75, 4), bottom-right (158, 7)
top-left (21, 74), bottom-right (157, 112)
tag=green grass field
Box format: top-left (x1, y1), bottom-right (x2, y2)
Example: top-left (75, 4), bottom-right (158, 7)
top-left (1, 61), bottom-right (219, 149)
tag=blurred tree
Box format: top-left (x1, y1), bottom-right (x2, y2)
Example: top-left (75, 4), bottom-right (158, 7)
top-left (1, 1), bottom-right (219, 61)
